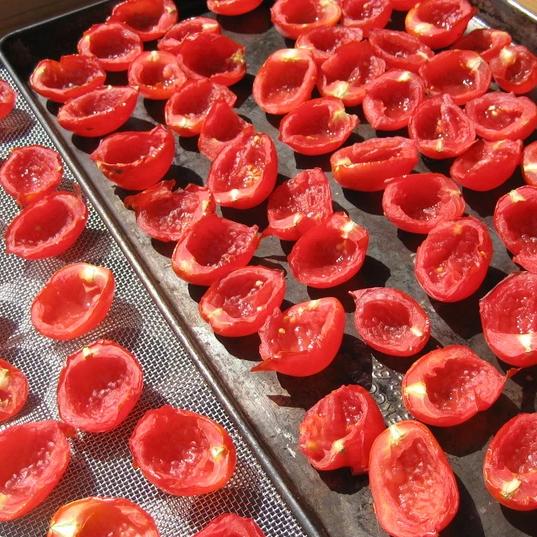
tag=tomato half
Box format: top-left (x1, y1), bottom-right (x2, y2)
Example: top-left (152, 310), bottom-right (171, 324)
top-left (279, 97), bottom-right (357, 156)
top-left (340, 0), bottom-right (392, 35)
top-left (415, 217), bottom-right (493, 302)
top-left (194, 514), bottom-right (265, 537)
top-left (199, 266), bottom-right (286, 337)
top-left (331, 136), bottom-right (418, 192)
top-left (57, 86), bottom-right (138, 137)
top-left (369, 420), bottom-right (459, 537)
top-left (522, 141), bottom-right (537, 186)
top-left (47, 497), bottom-right (160, 537)
top-left (265, 167), bottom-right (333, 241)
top-left (483, 413), bottom-right (537, 511)
top-left (0, 145), bottom-right (62, 206)
top-left (124, 181), bottom-right (215, 242)
top-left (0, 421), bottom-right (71, 521)
top-left (390, 0), bottom-right (419, 10)
top-left (158, 17), bottom-right (221, 55)
top-left (31, 263), bottom-right (115, 340)
top-left (172, 214), bottom-right (260, 286)
top-left (490, 45), bottom-right (537, 95)
top-left (208, 0), bottom-right (263, 15)
top-left (0, 80), bottom-right (15, 119)
top-left (0, 359), bottom-right (29, 423)
top-left (91, 125), bottom-right (175, 190)
top-left (129, 406), bottom-right (236, 495)
top-left (253, 297), bottom-right (345, 376)
top-left (351, 287), bottom-right (430, 356)
top-left (299, 385), bottom-right (385, 474)
top-left (451, 28), bottom-right (512, 62)
top-left (207, 131), bottom-right (278, 209)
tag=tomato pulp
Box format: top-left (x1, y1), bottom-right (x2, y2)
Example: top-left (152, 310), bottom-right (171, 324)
top-left (490, 44), bottom-right (537, 95)
top-left (158, 17), bottom-right (221, 55)
top-left (451, 28), bottom-right (512, 62)
top-left (340, 0), bottom-right (392, 35)
top-left (194, 514), bottom-right (265, 537)
top-left (0, 359), bottom-right (29, 423)
top-left (522, 141), bottom-right (537, 186)
top-left (0, 80), bottom-right (15, 119)
top-left (208, 0), bottom-right (263, 15)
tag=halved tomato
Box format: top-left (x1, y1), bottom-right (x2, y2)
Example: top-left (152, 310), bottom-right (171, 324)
top-left (194, 514), bottom-right (265, 537)
top-left (31, 262), bottom-right (115, 340)
top-left (0, 80), bottom-right (15, 119)
top-left (129, 406), bottom-right (236, 495)
top-left (208, 0), bottom-right (263, 15)
top-left (351, 287), bottom-right (430, 356)
top-left (0, 359), bottom-right (29, 423)
top-left (253, 297), bottom-right (345, 376)
top-left (522, 141), bottom-right (537, 186)
top-left (199, 266), bottom-right (286, 337)
top-left (158, 17), bottom-right (221, 55)
top-left (490, 44), bottom-right (537, 95)
top-left (299, 385), bottom-right (385, 474)
top-left (340, 0), bottom-right (392, 35)
top-left (390, 0), bottom-right (419, 10)
top-left (451, 28), bottom-right (512, 62)
top-left (369, 420), bottom-right (459, 537)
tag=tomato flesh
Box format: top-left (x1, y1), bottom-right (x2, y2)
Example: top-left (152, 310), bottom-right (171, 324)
top-left (522, 141), bottom-right (537, 187)
top-left (194, 514), bottom-right (265, 537)
top-left (208, 0), bottom-right (263, 15)
top-left (341, 0), bottom-right (392, 35)
top-left (0, 80), bottom-right (15, 119)
top-left (158, 17), bottom-right (220, 55)
top-left (451, 28), bottom-right (512, 62)
top-left (0, 359), bottom-right (28, 423)
top-left (391, 0), bottom-right (419, 10)
top-left (490, 45), bottom-right (537, 95)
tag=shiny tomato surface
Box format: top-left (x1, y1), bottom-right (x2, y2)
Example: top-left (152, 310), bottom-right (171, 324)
top-left (522, 141), bottom-right (537, 186)
top-left (490, 44), bottom-right (537, 95)
top-left (194, 514), bottom-right (265, 537)
top-left (295, 26), bottom-right (363, 65)
top-left (0, 80), bottom-right (15, 119)
top-left (340, 0), bottom-right (392, 35)
top-left (0, 359), bottom-right (29, 423)
top-left (158, 17), bottom-right (221, 55)
top-left (451, 28), bottom-right (512, 62)
top-left (208, 0), bottom-right (263, 15)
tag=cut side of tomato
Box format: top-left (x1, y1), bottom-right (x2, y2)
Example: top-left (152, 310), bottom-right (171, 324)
top-left (199, 266), bottom-right (286, 337)
top-left (158, 17), bottom-right (220, 55)
top-left (208, 0), bottom-right (263, 15)
top-left (490, 45), bottom-right (537, 95)
top-left (351, 287), bottom-right (430, 356)
top-left (522, 141), bottom-right (537, 186)
top-left (390, 0), bottom-right (419, 10)
top-left (340, 0), bottom-right (392, 35)
top-left (129, 406), bottom-right (236, 496)
top-left (194, 514), bottom-right (265, 537)
top-left (299, 385), bottom-right (385, 474)
top-left (369, 420), bottom-right (459, 537)
top-left (0, 80), bottom-right (15, 119)
top-left (0, 359), bottom-right (29, 423)
top-left (253, 297), bottom-right (345, 376)
top-left (451, 28), bottom-right (512, 63)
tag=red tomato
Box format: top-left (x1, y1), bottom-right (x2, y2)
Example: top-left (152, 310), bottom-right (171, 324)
top-left (522, 141), bottom-right (537, 186)
top-left (31, 262), bottom-right (115, 340)
top-left (351, 287), bottom-right (430, 356)
top-left (47, 497), bottom-right (160, 537)
top-left (158, 17), bottom-right (221, 55)
top-left (172, 214), bottom-right (260, 286)
top-left (318, 41), bottom-right (385, 106)
top-left (252, 48), bottom-right (317, 115)
top-left (0, 359), bottom-right (29, 423)
top-left (331, 137), bottom-right (418, 192)
top-left (124, 180), bottom-right (215, 242)
top-left (108, 0), bottom-right (178, 41)
top-left (57, 340), bottom-right (143, 433)
top-left (402, 345), bottom-right (511, 427)
top-left (253, 297), bottom-right (345, 376)
top-left (409, 94), bottom-right (476, 159)
top-left (0, 80), bottom-right (15, 119)
top-left (0, 145), bottom-right (62, 206)
top-left (340, 0), bottom-right (392, 35)
top-left (0, 421), bottom-right (71, 521)
top-left (194, 514), bottom-right (265, 537)
top-left (57, 86), bottom-right (138, 137)
top-left (362, 70), bottom-right (424, 130)
top-left (207, 131), bottom-right (278, 209)
top-left (165, 79), bottom-right (237, 137)
top-left (5, 191), bottom-right (88, 260)
top-left (490, 44), bottom-right (537, 95)
top-left (299, 385), bottom-right (385, 474)
top-left (369, 420), bottom-right (459, 537)
top-left (77, 22), bottom-right (143, 72)
top-left (199, 266), bottom-right (286, 337)
top-left (128, 51), bottom-right (186, 100)
top-left (177, 33), bottom-right (246, 86)
top-left (483, 413), bottom-right (537, 511)
top-left (129, 406), bottom-right (236, 495)
top-left (390, 0), bottom-right (419, 10)
top-left (415, 217), bottom-right (493, 302)
top-left (405, 0), bottom-right (475, 49)
top-left (265, 167), bottom-right (333, 241)
top-left (208, 0), bottom-right (263, 15)
top-left (279, 97), bottom-right (357, 156)
top-left (465, 92), bottom-right (537, 141)
top-left (450, 139), bottom-right (523, 191)
top-left (419, 50), bottom-right (491, 105)
top-left (30, 55), bottom-right (106, 104)
top-left (288, 212), bottom-right (368, 288)
top-left (91, 125), bottom-right (175, 190)
top-left (451, 28), bottom-right (512, 63)
top-left (270, 0), bottom-right (341, 39)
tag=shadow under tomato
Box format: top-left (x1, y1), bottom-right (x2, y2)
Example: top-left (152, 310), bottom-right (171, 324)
top-left (119, 116), bottom-right (156, 133)
top-left (421, 155), bottom-right (454, 177)
top-left (397, 228), bottom-right (424, 253)
top-left (0, 109), bottom-right (35, 142)
top-left (0, 315), bottom-right (18, 346)
top-left (501, 506), bottom-right (537, 537)
top-left (221, 200), bottom-right (269, 229)
top-left (215, 333), bottom-right (261, 363)
top-left (151, 238), bottom-right (176, 259)
top-left (265, 112), bottom-right (282, 130)
top-left (71, 134), bottom-right (101, 154)
top-left (15, 391), bottom-right (42, 421)
top-left (143, 98), bottom-right (166, 125)
top-left (250, 255), bottom-right (289, 274)
top-left (178, 135), bottom-right (199, 152)
top-left (165, 164), bottom-right (205, 187)
top-left (45, 100), bottom-right (61, 116)
top-left (187, 283), bottom-right (206, 304)
top-left (342, 188), bottom-right (384, 216)
top-left (216, 3), bottom-right (272, 35)
top-left (294, 152), bottom-right (332, 173)
top-left (497, 364), bottom-right (537, 413)
top-left (318, 468), bottom-right (369, 496)
top-left (232, 73), bottom-right (255, 108)
top-left (105, 71), bottom-right (128, 86)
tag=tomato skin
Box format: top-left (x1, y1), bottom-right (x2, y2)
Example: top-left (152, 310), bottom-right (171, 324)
top-left (0, 359), bottom-right (29, 423)
top-left (129, 406), bottom-right (236, 496)
top-left (158, 17), bottom-right (221, 55)
top-left (253, 297), bottom-right (345, 376)
top-left (299, 385), bottom-right (385, 474)
top-left (208, 0), bottom-right (263, 15)
top-left (194, 514), bottom-right (265, 537)
top-left (369, 420), bottom-right (459, 537)
top-left (483, 413), bottom-right (537, 511)
top-left (199, 266), bottom-right (286, 337)
top-left (490, 45), bottom-right (537, 95)
top-left (451, 28), bottom-right (512, 63)
top-left (0, 80), bottom-right (15, 119)
top-left (390, 0), bottom-right (419, 10)
top-left (522, 141), bottom-right (537, 186)
top-left (341, 0), bottom-right (392, 36)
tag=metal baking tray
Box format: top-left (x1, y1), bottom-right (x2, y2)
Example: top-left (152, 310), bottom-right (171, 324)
top-left (1, 1), bottom-right (536, 536)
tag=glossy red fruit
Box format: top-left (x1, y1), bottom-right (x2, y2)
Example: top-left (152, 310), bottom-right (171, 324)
top-left (194, 514), bottom-right (265, 537)
top-left (0, 359), bottom-right (29, 423)
top-left (0, 421), bottom-right (71, 521)
top-left (0, 145), bottom-right (62, 206)
top-left (208, 0), bottom-right (263, 15)
top-left (91, 125), bottom-right (175, 190)
top-left (253, 48), bottom-right (317, 115)
top-left (172, 215), bottom-right (259, 286)
top-left (0, 80), bottom-right (15, 119)
top-left (341, 0), bottom-right (392, 35)
top-left (265, 167), bottom-right (333, 241)
top-left (450, 139), bottom-right (523, 191)
top-left (158, 17), bottom-right (220, 54)
top-left (253, 297), bottom-right (345, 376)
top-left (199, 266), bottom-right (286, 337)
top-left (129, 406), bottom-right (236, 495)
top-left (57, 86), bottom-right (138, 137)
top-left (31, 263), bottom-right (115, 340)
top-left (402, 345), bottom-right (511, 427)
top-left (522, 141), bottom-right (537, 186)
top-left (351, 287), bottom-right (430, 357)
top-left (390, 0), bottom-right (419, 10)
top-left (369, 420), bottom-right (459, 537)
top-left (77, 22), bottom-right (143, 72)
top-left (484, 413), bottom-right (537, 511)
top-left (299, 385), bottom-right (385, 474)
top-left (331, 137), bottom-right (418, 192)
top-left (280, 97), bottom-right (357, 156)
top-left (490, 45), bottom-right (537, 95)
top-left (451, 28), bottom-right (512, 63)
